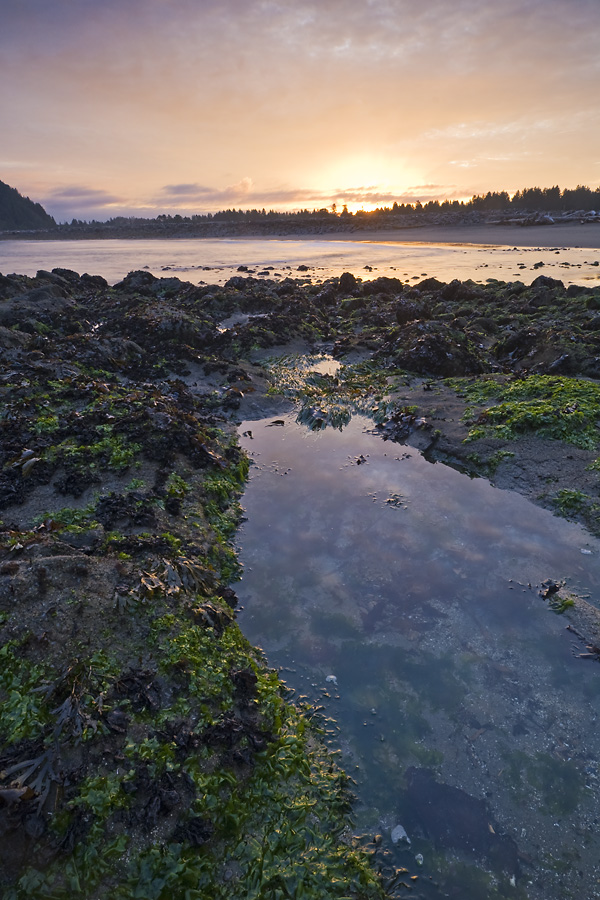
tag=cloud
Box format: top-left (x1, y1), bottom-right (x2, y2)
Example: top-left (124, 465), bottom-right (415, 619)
top-left (157, 181), bottom-right (335, 211)
top-left (329, 184), bottom-right (466, 207)
top-left (3, 1), bottom-right (599, 84)
top-left (159, 178), bottom-right (255, 205)
top-left (3, 0), bottom-right (600, 218)
top-left (38, 176), bottom-right (466, 220)
top-left (41, 185), bottom-right (126, 221)
top-left (153, 179), bottom-right (463, 214)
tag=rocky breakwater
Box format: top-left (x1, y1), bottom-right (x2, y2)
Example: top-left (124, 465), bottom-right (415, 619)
top-left (0, 268), bottom-right (388, 900)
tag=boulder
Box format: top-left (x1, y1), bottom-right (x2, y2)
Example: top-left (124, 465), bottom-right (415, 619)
top-left (338, 271), bottom-right (358, 292)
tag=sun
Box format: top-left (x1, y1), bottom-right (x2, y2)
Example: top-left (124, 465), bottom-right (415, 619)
top-left (315, 153), bottom-right (423, 212)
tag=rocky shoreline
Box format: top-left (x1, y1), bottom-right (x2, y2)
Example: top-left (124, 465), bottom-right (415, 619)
top-left (1, 264), bottom-right (600, 897)
top-left (2, 211), bottom-right (600, 245)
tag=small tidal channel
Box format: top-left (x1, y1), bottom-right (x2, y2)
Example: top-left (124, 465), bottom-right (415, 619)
top-left (235, 412), bottom-right (600, 900)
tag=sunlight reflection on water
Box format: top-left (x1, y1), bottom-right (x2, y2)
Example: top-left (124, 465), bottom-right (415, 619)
top-left (1, 236), bottom-right (600, 286)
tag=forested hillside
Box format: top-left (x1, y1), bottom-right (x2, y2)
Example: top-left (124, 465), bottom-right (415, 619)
top-left (0, 180), bottom-right (56, 231)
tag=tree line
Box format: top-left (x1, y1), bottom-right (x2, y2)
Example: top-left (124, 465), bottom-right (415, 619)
top-left (469, 184), bottom-right (600, 212)
top-left (65, 183), bottom-right (600, 228)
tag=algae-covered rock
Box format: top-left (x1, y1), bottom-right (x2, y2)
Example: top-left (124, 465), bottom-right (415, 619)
top-left (2, 262), bottom-right (600, 897)
top-left (0, 270), bottom-right (387, 900)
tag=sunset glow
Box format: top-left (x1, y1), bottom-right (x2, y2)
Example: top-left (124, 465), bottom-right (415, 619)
top-left (2, 0), bottom-right (599, 221)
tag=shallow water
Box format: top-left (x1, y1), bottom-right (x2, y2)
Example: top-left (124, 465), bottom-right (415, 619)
top-left (236, 412), bottom-right (600, 900)
top-left (1, 236), bottom-right (600, 287)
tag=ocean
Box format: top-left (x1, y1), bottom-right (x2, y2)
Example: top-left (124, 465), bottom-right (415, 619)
top-left (1, 235), bottom-right (600, 286)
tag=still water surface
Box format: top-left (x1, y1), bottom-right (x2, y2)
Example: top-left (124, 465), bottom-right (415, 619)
top-left (236, 412), bottom-right (600, 900)
top-left (1, 237), bottom-right (600, 286)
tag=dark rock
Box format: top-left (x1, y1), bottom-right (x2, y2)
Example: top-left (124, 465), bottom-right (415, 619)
top-left (58, 527), bottom-right (104, 552)
top-left (494, 329), bottom-right (538, 360)
top-left (23, 813), bottom-right (46, 840)
top-left (546, 353), bottom-right (572, 374)
top-left (231, 667), bottom-right (258, 700)
top-left (338, 272), bottom-right (358, 292)
top-left (416, 277), bottom-right (445, 293)
top-left (540, 579), bottom-right (561, 598)
top-left (386, 322), bottom-right (486, 376)
top-left (94, 492), bottom-right (157, 529)
top-left (105, 709), bottom-right (130, 734)
top-left (527, 290), bottom-right (557, 309)
top-left (0, 273), bottom-right (16, 298)
top-left (159, 788), bottom-right (181, 811)
top-left (566, 284), bottom-right (594, 297)
top-left (55, 468), bottom-right (102, 497)
top-left (165, 495), bottom-right (182, 515)
top-left (216, 585), bottom-right (239, 609)
top-left (340, 296), bottom-right (366, 313)
top-left (440, 279), bottom-right (485, 303)
top-left (80, 273), bottom-right (108, 289)
top-left (52, 267), bottom-right (81, 283)
top-left (114, 270), bottom-right (158, 292)
top-left (395, 301), bottom-right (423, 326)
top-left (0, 471), bottom-right (26, 507)
top-left (225, 276), bottom-right (249, 290)
top-left (471, 316), bottom-right (498, 334)
top-left (112, 669), bottom-right (162, 712)
top-left (531, 274), bottom-right (564, 292)
top-left (0, 325), bottom-right (31, 349)
top-left (440, 280), bottom-right (464, 302)
top-left (173, 816), bottom-right (213, 847)
top-left (313, 286), bottom-right (337, 306)
top-left (35, 270), bottom-right (69, 290)
top-left (362, 276), bottom-right (404, 296)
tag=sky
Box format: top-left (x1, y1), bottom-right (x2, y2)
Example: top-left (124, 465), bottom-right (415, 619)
top-left (1, 0), bottom-right (599, 221)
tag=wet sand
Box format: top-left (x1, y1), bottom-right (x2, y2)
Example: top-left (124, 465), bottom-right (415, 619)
top-left (287, 222), bottom-right (600, 250)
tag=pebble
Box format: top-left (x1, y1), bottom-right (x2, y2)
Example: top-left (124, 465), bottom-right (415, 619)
top-left (391, 824), bottom-right (411, 844)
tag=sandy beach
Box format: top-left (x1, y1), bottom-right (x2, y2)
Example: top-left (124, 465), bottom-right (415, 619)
top-left (315, 221), bottom-right (600, 249)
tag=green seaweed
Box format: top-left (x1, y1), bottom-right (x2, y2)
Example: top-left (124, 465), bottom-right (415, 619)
top-left (448, 375), bottom-right (600, 448)
top-left (548, 593), bottom-right (575, 614)
top-left (267, 356), bottom-right (401, 432)
top-left (551, 489), bottom-right (590, 518)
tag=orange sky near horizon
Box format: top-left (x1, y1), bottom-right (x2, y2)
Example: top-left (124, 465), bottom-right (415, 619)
top-left (2, 0), bottom-right (599, 222)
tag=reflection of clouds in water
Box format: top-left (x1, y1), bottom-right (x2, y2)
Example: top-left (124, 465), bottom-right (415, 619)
top-left (241, 414), bottom-right (600, 632)
top-left (236, 411), bottom-right (600, 895)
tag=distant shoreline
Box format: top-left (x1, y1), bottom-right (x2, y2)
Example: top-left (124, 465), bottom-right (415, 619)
top-left (1, 220), bottom-right (600, 250)
top-left (329, 222), bottom-right (600, 249)
top-left (220, 222), bottom-right (600, 250)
